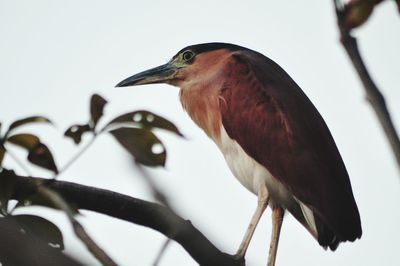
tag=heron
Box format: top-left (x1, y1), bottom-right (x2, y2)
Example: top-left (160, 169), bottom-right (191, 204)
top-left (116, 43), bottom-right (362, 265)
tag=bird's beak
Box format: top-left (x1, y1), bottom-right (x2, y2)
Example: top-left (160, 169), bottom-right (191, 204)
top-left (115, 62), bottom-right (178, 87)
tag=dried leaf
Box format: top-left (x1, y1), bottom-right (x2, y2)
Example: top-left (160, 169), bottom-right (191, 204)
top-left (110, 127), bottom-right (166, 166)
top-left (27, 143), bottom-right (58, 174)
top-left (90, 94), bottom-right (108, 128)
top-left (7, 116), bottom-right (52, 135)
top-left (344, 0), bottom-right (383, 28)
top-left (0, 169), bottom-right (17, 215)
top-left (7, 133), bottom-right (40, 150)
top-left (8, 214), bottom-right (64, 249)
top-left (105, 110), bottom-right (183, 136)
top-left (64, 124), bottom-right (92, 144)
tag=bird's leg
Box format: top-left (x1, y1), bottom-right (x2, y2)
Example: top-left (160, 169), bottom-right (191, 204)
top-left (267, 207), bottom-right (284, 266)
top-left (236, 185), bottom-right (269, 258)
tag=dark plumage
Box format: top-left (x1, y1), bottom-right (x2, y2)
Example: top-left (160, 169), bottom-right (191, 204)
top-left (217, 48), bottom-right (361, 249)
top-left (116, 42), bottom-right (362, 265)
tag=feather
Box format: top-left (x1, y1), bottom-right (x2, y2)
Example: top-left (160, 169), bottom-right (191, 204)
top-left (218, 50), bottom-right (362, 249)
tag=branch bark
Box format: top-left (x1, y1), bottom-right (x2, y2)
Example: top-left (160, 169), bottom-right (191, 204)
top-left (7, 170), bottom-right (243, 266)
top-left (333, 0), bottom-right (400, 169)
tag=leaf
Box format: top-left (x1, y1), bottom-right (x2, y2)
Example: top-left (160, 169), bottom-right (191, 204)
top-left (0, 169), bottom-right (17, 215)
top-left (110, 127), bottom-right (166, 166)
top-left (0, 145), bottom-right (5, 166)
top-left (64, 124), bottom-right (92, 144)
top-left (344, 0), bottom-right (383, 29)
top-left (8, 214), bottom-right (64, 249)
top-left (90, 94), bottom-right (108, 128)
top-left (7, 133), bottom-right (40, 149)
top-left (7, 116), bottom-right (52, 135)
top-left (7, 134), bottom-right (58, 174)
top-left (105, 110), bottom-right (183, 136)
top-left (27, 143), bottom-right (58, 174)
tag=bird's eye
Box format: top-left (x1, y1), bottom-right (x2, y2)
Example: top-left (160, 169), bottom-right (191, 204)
top-left (182, 50), bottom-right (195, 62)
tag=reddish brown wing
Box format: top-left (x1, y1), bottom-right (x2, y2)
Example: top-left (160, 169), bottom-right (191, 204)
top-left (219, 51), bottom-right (361, 248)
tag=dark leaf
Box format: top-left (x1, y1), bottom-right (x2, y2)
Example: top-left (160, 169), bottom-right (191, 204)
top-left (6, 134), bottom-right (58, 173)
top-left (7, 116), bottom-right (52, 135)
top-left (64, 124), bottom-right (92, 144)
top-left (90, 94), bottom-right (108, 128)
top-left (110, 127), bottom-right (166, 166)
top-left (344, 0), bottom-right (383, 29)
top-left (27, 143), bottom-right (58, 174)
top-left (0, 169), bottom-right (17, 215)
top-left (8, 214), bottom-right (64, 249)
top-left (104, 110), bottom-right (183, 136)
top-left (0, 145), bottom-right (5, 166)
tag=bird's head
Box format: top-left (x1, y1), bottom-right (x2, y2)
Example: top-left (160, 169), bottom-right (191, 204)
top-left (115, 43), bottom-right (245, 89)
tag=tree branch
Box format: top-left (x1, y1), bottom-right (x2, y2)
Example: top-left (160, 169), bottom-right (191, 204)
top-left (7, 170), bottom-right (243, 266)
top-left (333, 0), bottom-right (400, 169)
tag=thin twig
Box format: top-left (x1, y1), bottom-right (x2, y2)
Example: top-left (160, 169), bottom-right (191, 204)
top-left (4, 148), bottom-right (33, 176)
top-left (6, 147), bottom-right (34, 214)
top-left (152, 238), bottom-right (171, 266)
top-left (135, 162), bottom-right (171, 208)
top-left (135, 163), bottom-right (176, 265)
top-left (332, 0), bottom-right (400, 170)
top-left (135, 164), bottom-right (195, 265)
top-left (55, 134), bottom-right (97, 178)
top-left (37, 186), bottom-right (118, 266)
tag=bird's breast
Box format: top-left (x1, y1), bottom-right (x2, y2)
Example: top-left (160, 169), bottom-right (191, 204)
top-left (180, 85), bottom-right (292, 207)
top-left (216, 125), bottom-right (293, 208)
top-left (179, 88), bottom-right (222, 139)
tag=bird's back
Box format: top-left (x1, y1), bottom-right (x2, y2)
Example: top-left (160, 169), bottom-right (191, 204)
top-left (216, 49), bottom-right (362, 250)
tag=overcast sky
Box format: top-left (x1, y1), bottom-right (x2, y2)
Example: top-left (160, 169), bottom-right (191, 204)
top-left (1, 1), bottom-right (399, 265)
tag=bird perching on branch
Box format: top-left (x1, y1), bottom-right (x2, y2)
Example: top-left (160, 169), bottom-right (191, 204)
top-left (116, 43), bottom-right (362, 265)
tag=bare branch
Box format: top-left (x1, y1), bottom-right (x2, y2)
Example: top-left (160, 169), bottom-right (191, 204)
top-left (7, 170), bottom-right (243, 266)
top-left (332, 0), bottom-right (400, 169)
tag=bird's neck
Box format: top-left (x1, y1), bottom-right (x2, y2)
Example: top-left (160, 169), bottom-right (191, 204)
top-left (179, 87), bottom-right (221, 141)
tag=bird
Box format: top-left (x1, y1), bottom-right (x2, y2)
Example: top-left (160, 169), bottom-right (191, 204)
top-left (116, 43), bottom-right (362, 265)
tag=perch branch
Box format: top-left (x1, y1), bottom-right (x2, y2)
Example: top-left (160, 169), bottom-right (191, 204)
top-left (7, 170), bottom-right (243, 266)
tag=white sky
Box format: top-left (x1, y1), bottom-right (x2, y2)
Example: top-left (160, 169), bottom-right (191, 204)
top-left (1, 1), bottom-right (399, 265)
